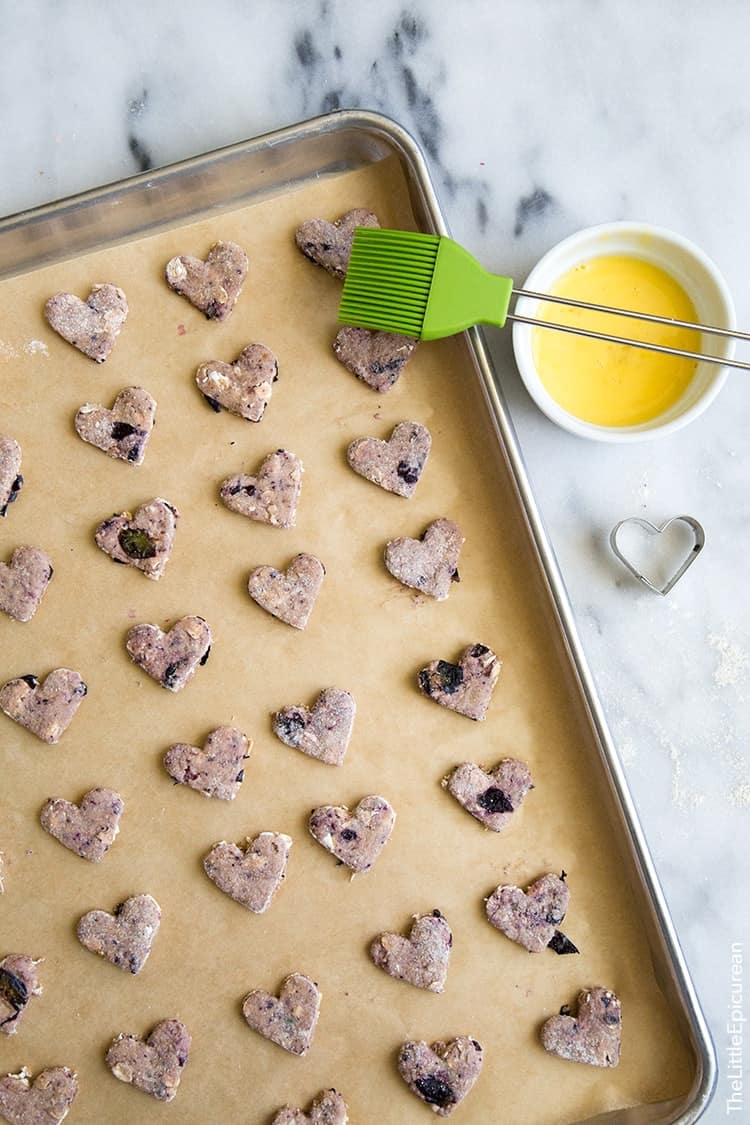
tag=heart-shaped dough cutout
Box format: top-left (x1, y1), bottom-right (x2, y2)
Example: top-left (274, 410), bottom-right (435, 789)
top-left (541, 986), bottom-right (621, 1067)
top-left (347, 421), bottom-right (431, 498)
top-left (0, 669), bottom-right (87, 744)
top-left (398, 1037), bottom-right (483, 1117)
top-left (242, 973), bottom-right (321, 1056)
top-left (370, 909), bottom-right (452, 993)
top-left (248, 553), bottom-right (324, 630)
top-left (273, 688), bottom-right (356, 767)
top-left (272, 1089), bottom-right (348, 1125)
top-left (75, 386), bottom-right (156, 465)
top-left (0, 1067), bottom-right (78, 1124)
top-left (40, 788), bottom-right (124, 863)
top-left (0, 547), bottom-right (53, 622)
top-left (486, 873), bottom-right (579, 954)
top-left (443, 757), bottom-right (533, 832)
top-left (220, 449), bottom-right (303, 527)
top-left (164, 726), bottom-right (250, 801)
top-left (106, 1018), bottom-right (191, 1101)
top-left (44, 283), bottom-right (128, 361)
top-left (333, 327), bottom-right (418, 393)
top-left (77, 893), bottom-right (160, 975)
top-left (610, 515), bottom-right (705, 596)
top-left (385, 518), bottom-right (464, 601)
top-left (309, 795), bottom-right (395, 873)
top-left (203, 832), bottom-right (292, 913)
top-left (295, 208), bottom-right (380, 278)
top-left (165, 239), bottom-right (248, 321)
top-left (418, 643), bottom-right (500, 721)
top-left (95, 498), bottom-right (179, 580)
top-left (0, 955), bottom-right (42, 1036)
top-left (0, 435), bottom-right (23, 518)
top-left (196, 343), bottom-right (278, 421)
top-left (126, 615), bottom-right (212, 692)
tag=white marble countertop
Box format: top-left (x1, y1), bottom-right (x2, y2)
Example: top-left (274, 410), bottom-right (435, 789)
top-left (1, 2), bottom-right (748, 1119)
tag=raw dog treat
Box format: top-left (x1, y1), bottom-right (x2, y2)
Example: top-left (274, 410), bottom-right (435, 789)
top-left (333, 327), bottom-right (418, 393)
top-left (370, 910), bottom-right (452, 993)
top-left (295, 207), bottom-right (380, 279)
top-left (220, 449), bottom-right (302, 528)
top-left (309, 795), bottom-right (395, 873)
top-left (272, 1089), bottom-right (348, 1125)
top-left (94, 498), bottom-right (179, 580)
top-left (163, 726), bottom-right (250, 801)
top-left (0, 547), bottom-right (53, 622)
top-left (76, 894), bottom-right (161, 975)
top-left (0, 955), bottom-right (42, 1036)
top-left (39, 788), bottom-right (124, 863)
top-left (106, 1019), bottom-right (191, 1102)
top-left (443, 758), bottom-right (533, 832)
top-left (0, 669), bottom-right (87, 744)
top-left (248, 553), bottom-right (324, 630)
top-left (165, 240), bottom-right (248, 321)
top-left (398, 1037), bottom-right (483, 1118)
top-left (0, 1067), bottom-right (78, 1125)
top-left (44, 283), bottom-right (128, 361)
top-left (418, 643), bottom-right (500, 721)
top-left (0, 436), bottom-right (23, 518)
top-left (541, 987), bottom-right (622, 1068)
top-left (125, 615), bottom-right (212, 692)
top-left (486, 873), bottom-right (579, 955)
top-left (0, 854), bottom-right (5, 894)
top-left (203, 832), bottom-right (292, 913)
top-left (195, 343), bottom-right (278, 421)
top-left (385, 519), bottom-right (464, 601)
top-left (273, 688), bottom-right (356, 767)
top-left (347, 421), bottom-right (431, 498)
top-left (242, 973), bottom-right (321, 1056)
top-left (75, 387), bottom-right (156, 465)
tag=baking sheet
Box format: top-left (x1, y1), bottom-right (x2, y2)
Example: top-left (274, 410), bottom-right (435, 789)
top-left (0, 152), bottom-right (695, 1124)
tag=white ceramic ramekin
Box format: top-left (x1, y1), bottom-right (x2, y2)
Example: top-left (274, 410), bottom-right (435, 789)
top-left (511, 222), bottom-right (736, 442)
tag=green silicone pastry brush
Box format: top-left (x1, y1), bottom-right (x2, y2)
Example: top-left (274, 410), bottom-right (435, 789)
top-left (338, 227), bottom-right (750, 368)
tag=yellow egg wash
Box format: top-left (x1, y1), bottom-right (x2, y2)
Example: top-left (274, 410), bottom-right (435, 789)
top-left (532, 255), bottom-right (700, 426)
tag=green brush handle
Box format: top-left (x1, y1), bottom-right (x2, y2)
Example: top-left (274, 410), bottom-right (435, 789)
top-left (422, 238), bottom-right (514, 340)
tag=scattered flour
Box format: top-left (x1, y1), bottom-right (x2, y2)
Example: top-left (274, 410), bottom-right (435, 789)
top-left (0, 338), bottom-right (17, 360)
top-left (729, 782), bottom-right (750, 809)
top-left (709, 630), bottom-right (750, 688)
top-left (24, 339), bottom-right (48, 356)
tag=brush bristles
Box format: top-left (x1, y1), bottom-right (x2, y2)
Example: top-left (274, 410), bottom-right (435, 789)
top-left (339, 228), bottom-right (440, 337)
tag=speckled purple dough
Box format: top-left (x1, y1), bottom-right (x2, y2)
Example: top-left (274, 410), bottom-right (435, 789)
top-left (94, 498), bottom-right (179, 580)
top-left (220, 449), bottom-right (302, 527)
top-left (203, 832), bottom-right (292, 913)
top-left (273, 688), bottom-right (355, 766)
top-left (44, 283), bottom-right (127, 361)
top-left (398, 1037), bottom-right (483, 1117)
top-left (75, 387), bottom-right (156, 465)
top-left (0, 669), bottom-right (87, 744)
top-left (165, 240), bottom-right (247, 321)
top-left (0, 435), bottom-right (23, 518)
top-left (76, 894), bottom-right (161, 974)
top-left (40, 788), bottom-right (123, 863)
top-left (295, 208), bottom-right (380, 278)
top-left (370, 910), bottom-right (452, 992)
top-left (347, 421), bottom-right (431, 498)
top-left (444, 758), bottom-right (533, 831)
top-left (196, 343), bottom-right (278, 420)
top-left (309, 795), bottom-right (395, 873)
top-left (106, 1019), bottom-right (191, 1101)
top-left (248, 553), bottom-right (324, 630)
top-left (0, 547), bottom-right (53, 622)
top-left (541, 987), bottom-right (621, 1067)
top-left (164, 726), bottom-right (250, 801)
top-left (242, 973), bottom-right (321, 1056)
top-left (0, 1067), bottom-right (78, 1125)
top-left (418, 643), bottom-right (500, 721)
top-left (385, 518), bottom-right (464, 600)
top-left (271, 1089), bottom-right (348, 1125)
top-left (125, 615), bottom-right (212, 692)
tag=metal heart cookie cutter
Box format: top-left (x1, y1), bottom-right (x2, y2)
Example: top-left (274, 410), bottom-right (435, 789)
top-left (609, 515), bottom-right (705, 597)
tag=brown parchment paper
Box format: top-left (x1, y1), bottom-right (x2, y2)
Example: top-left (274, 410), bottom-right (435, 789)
top-left (0, 156), bottom-right (694, 1125)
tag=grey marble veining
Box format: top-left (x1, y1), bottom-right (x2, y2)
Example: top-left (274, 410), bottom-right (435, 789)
top-left (1, 2), bottom-right (749, 1119)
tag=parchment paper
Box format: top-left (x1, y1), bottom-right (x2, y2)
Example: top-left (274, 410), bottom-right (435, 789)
top-left (0, 156), bottom-right (694, 1124)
